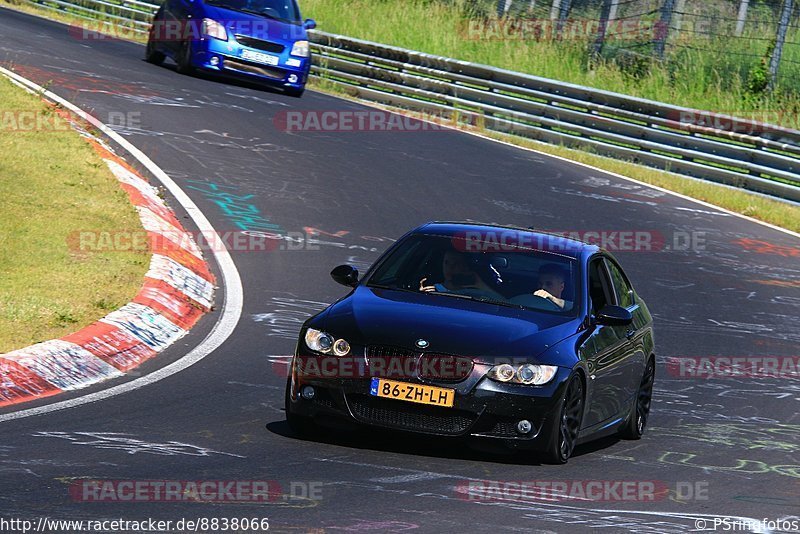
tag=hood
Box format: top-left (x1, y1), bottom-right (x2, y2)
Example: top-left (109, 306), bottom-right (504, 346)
top-left (318, 287), bottom-right (581, 363)
top-left (202, 5), bottom-right (306, 42)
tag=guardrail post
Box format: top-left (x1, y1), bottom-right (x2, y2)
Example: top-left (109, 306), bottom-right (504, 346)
top-left (653, 0), bottom-right (676, 59)
top-left (608, 0), bottom-right (620, 21)
top-left (592, 0), bottom-right (614, 58)
top-left (672, 0), bottom-right (686, 32)
top-left (555, 0), bottom-right (572, 36)
top-left (550, 0), bottom-right (561, 20)
top-left (735, 0), bottom-right (750, 36)
top-left (768, 0), bottom-right (794, 92)
top-left (496, 0), bottom-right (513, 17)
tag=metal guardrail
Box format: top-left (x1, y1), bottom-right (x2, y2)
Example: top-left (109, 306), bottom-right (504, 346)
top-left (22, 0), bottom-right (800, 202)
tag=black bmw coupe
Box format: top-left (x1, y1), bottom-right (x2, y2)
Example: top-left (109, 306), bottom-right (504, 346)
top-left (285, 222), bottom-right (655, 463)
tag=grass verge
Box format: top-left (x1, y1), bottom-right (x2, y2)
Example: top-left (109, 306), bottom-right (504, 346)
top-left (0, 75), bottom-right (150, 353)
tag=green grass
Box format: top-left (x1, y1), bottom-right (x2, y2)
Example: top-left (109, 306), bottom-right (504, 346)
top-left (0, 76), bottom-right (149, 353)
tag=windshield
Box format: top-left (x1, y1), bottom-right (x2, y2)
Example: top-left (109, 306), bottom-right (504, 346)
top-left (205, 0), bottom-right (301, 24)
top-left (367, 234), bottom-right (580, 315)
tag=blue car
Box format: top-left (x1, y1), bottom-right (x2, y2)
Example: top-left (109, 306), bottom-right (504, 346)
top-left (286, 222), bottom-right (656, 464)
top-left (145, 0), bottom-right (316, 97)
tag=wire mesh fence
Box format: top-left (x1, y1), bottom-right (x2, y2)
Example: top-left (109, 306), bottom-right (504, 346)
top-left (459, 0), bottom-right (800, 102)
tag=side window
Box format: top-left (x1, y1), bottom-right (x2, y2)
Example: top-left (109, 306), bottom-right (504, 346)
top-left (588, 258), bottom-right (614, 315)
top-left (605, 259), bottom-right (634, 308)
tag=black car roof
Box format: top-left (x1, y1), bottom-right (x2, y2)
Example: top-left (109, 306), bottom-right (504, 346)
top-left (414, 221), bottom-right (599, 259)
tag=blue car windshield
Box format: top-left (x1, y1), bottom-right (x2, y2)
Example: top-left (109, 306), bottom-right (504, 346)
top-left (367, 234), bottom-right (580, 315)
top-left (205, 0), bottom-right (301, 24)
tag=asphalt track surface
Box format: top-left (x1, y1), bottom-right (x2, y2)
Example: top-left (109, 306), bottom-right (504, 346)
top-left (1, 8), bottom-right (799, 533)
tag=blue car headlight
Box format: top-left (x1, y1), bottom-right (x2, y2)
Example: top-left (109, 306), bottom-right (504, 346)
top-left (487, 364), bottom-right (557, 385)
top-left (290, 40), bottom-right (309, 57)
top-left (202, 18), bottom-right (228, 41)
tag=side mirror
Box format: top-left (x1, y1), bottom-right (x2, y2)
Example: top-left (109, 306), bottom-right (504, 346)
top-left (595, 305), bottom-right (633, 326)
top-left (331, 265), bottom-right (358, 288)
top-left (303, 18), bottom-right (317, 30)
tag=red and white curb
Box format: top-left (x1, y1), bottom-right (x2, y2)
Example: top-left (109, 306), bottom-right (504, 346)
top-left (0, 67), bottom-right (242, 419)
top-left (0, 118), bottom-right (214, 408)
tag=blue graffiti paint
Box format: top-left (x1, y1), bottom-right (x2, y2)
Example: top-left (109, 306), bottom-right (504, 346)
top-left (186, 180), bottom-right (284, 234)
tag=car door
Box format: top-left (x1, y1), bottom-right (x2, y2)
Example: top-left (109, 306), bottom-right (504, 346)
top-left (582, 256), bottom-right (632, 427)
top-left (604, 256), bottom-right (647, 403)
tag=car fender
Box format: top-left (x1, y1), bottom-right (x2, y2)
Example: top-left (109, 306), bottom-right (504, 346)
top-left (534, 330), bottom-right (594, 427)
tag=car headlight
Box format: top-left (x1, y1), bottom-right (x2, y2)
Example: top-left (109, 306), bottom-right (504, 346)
top-left (304, 328), bottom-right (350, 356)
top-left (202, 18), bottom-right (228, 41)
top-left (487, 363), bottom-right (516, 382)
top-left (333, 338), bottom-right (351, 357)
top-left (290, 40), bottom-right (309, 57)
top-left (487, 364), bottom-right (558, 385)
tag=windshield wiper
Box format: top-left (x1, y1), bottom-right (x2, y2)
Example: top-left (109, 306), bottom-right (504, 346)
top-left (368, 285), bottom-right (519, 308)
top-left (471, 296), bottom-right (525, 310)
top-left (237, 8), bottom-right (277, 18)
top-left (423, 291), bottom-right (473, 300)
top-left (367, 284), bottom-right (418, 295)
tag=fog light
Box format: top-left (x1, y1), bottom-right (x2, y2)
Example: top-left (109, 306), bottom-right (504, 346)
top-left (288, 74), bottom-right (298, 83)
top-left (516, 420), bottom-right (532, 434)
top-left (301, 386), bottom-right (315, 400)
top-left (209, 56), bottom-right (220, 66)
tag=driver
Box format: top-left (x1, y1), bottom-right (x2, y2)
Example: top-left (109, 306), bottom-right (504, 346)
top-left (533, 263), bottom-right (570, 309)
top-left (419, 250), bottom-right (499, 297)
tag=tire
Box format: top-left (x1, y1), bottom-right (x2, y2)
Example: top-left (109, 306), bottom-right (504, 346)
top-left (542, 373), bottom-right (584, 464)
top-left (284, 87), bottom-right (304, 98)
top-left (145, 37), bottom-right (165, 65)
top-left (145, 9), bottom-right (166, 65)
top-left (619, 357), bottom-right (655, 440)
top-left (284, 377), bottom-right (315, 437)
top-left (176, 39), bottom-right (195, 75)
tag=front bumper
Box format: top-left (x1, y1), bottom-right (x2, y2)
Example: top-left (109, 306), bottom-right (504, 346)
top-left (287, 352), bottom-right (571, 449)
top-left (191, 37), bottom-right (310, 89)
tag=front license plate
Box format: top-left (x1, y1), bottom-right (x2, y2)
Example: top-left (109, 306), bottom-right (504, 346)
top-left (370, 378), bottom-right (455, 408)
top-left (241, 49), bottom-right (279, 66)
